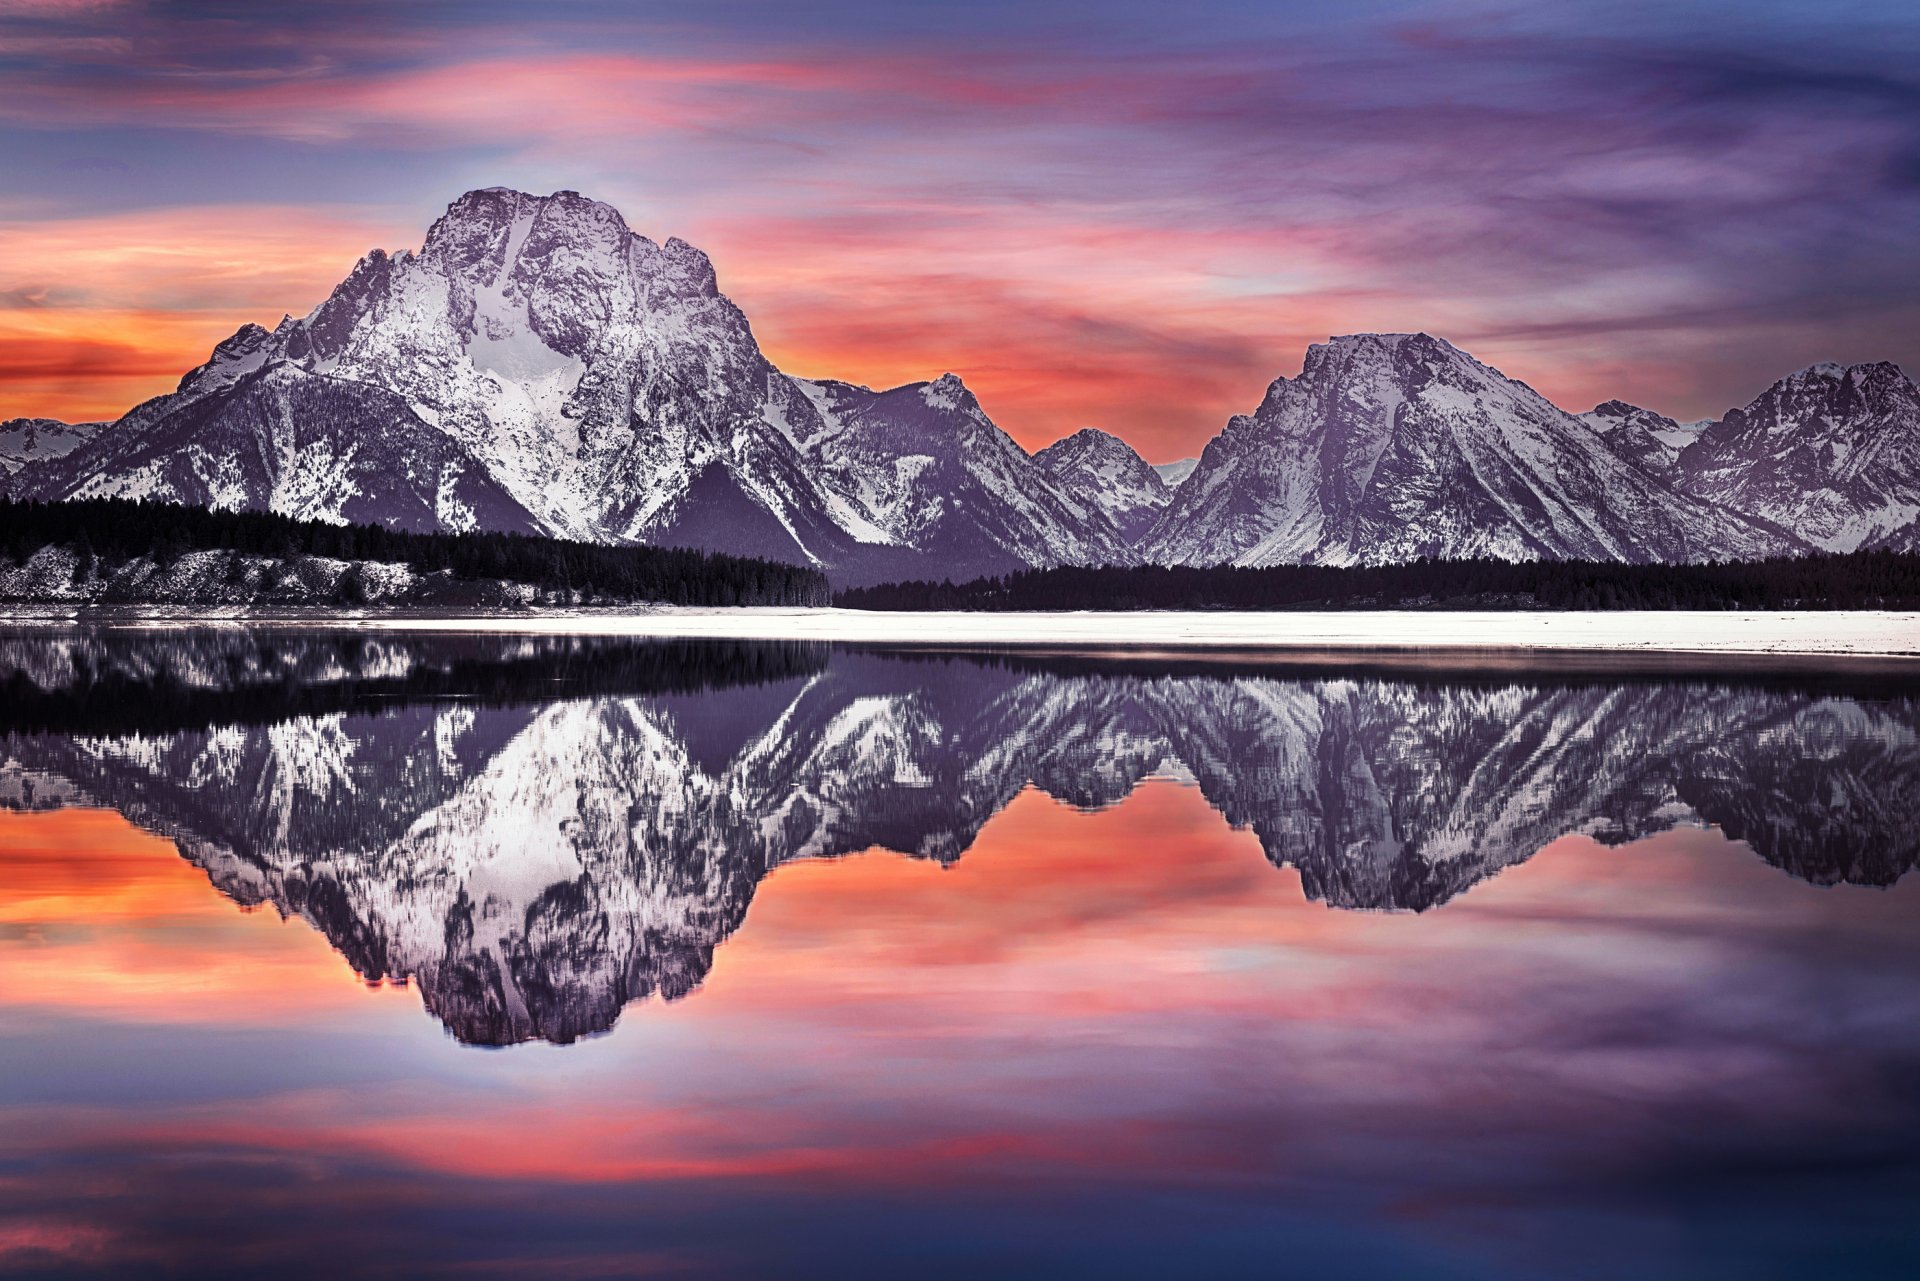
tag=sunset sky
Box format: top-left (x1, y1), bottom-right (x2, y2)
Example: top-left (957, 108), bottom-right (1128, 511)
top-left (2, 0), bottom-right (1917, 459)
top-left (6, 787), bottom-right (1918, 1274)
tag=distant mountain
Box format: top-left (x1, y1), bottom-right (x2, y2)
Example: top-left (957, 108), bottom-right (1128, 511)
top-left (1579, 400), bottom-right (1707, 474)
top-left (1141, 333), bottom-right (1806, 567)
top-left (1670, 362), bottom-right (1920, 553)
top-left (1033, 427), bottom-right (1170, 544)
top-left (1153, 458), bottom-right (1199, 488)
top-left (777, 379), bottom-right (1129, 585)
top-left (7, 189), bottom-right (1110, 586)
top-left (7, 188), bottom-right (1918, 578)
top-left (0, 417), bottom-right (104, 475)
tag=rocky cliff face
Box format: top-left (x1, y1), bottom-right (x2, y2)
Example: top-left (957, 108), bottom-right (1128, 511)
top-left (5, 635), bottom-right (1913, 1045)
top-left (1140, 334), bottom-right (1807, 567)
top-left (1579, 400), bottom-right (1707, 475)
top-left (779, 377), bottom-right (1130, 585)
top-left (1033, 427), bottom-right (1171, 545)
top-left (1670, 362), bottom-right (1920, 552)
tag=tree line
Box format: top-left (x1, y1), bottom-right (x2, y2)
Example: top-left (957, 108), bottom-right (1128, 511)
top-left (834, 552), bottom-right (1920, 612)
top-left (0, 496), bottom-right (829, 607)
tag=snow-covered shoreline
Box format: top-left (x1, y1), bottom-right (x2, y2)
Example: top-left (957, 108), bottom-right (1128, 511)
top-left (5, 607), bottom-right (1916, 657)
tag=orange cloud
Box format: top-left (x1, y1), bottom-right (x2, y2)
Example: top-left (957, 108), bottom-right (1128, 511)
top-left (0, 204), bottom-right (403, 421)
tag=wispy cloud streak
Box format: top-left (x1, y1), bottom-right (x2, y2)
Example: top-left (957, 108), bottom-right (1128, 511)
top-left (1, 1), bottom-right (1916, 446)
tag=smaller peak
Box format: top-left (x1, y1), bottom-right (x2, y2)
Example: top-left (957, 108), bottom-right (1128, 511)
top-left (1589, 399), bottom-right (1638, 418)
top-left (1154, 458), bottom-right (1199, 486)
top-left (661, 235), bottom-right (713, 268)
top-left (1791, 361), bottom-right (1849, 381)
top-left (920, 372), bottom-right (975, 412)
top-left (1036, 427), bottom-right (1137, 464)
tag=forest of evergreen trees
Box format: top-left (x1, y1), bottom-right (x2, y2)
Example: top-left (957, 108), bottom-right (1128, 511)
top-left (834, 551), bottom-right (1920, 612)
top-left (0, 496), bottom-right (829, 607)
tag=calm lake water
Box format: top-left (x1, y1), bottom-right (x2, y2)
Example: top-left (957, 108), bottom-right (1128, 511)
top-left (2, 628), bottom-right (1918, 1279)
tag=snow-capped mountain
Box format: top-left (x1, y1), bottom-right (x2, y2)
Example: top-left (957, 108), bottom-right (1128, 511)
top-left (0, 417), bottom-right (104, 475)
top-left (1153, 458), bottom-right (1199, 489)
top-left (4, 633), bottom-right (1914, 1043)
top-left (9, 188), bottom-right (1918, 577)
top-left (6, 189), bottom-right (1111, 584)
top-left (778, 377), bottom-right (1130, 584)
top-left (1033, 427), bottom-right (1172, 543)
top-left (1670, 362), bottom-right (1920, 553)
top-left (1578, 400), bottom-right (1708, 474)
top-left (18, 358), bottom-right (541, 533)
top-left (1140, 333), bottom-right (1805, 567)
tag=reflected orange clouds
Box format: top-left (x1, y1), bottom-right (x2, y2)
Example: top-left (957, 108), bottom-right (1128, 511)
top-left (0, 809), bottom-right (406, 1024)
top-left (6, 780), bottom-right (1915, 1199)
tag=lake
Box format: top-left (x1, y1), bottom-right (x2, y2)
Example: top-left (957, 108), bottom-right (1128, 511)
top-left (1, 627), bottom-right (1917, 1279)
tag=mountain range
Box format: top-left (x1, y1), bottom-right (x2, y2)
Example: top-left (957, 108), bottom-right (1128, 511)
top-left (3, 632), bottom-right (1914, 1044)
top-left (6, 187), bottom-right (1918, 582)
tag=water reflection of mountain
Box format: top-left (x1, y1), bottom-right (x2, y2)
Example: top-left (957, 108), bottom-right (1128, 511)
top-left (4, 631), bottom-right (1917, 1046)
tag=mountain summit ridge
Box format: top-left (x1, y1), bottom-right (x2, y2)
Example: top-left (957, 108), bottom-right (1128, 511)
top-left (10, 188), bottom-right (1124, 585)
top-left (7, 189), bottom-right (1917, 576)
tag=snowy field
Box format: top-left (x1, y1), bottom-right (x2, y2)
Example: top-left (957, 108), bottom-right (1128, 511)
top-left (7, 607), bottom-right (1916, 655)
top-left (182, 608), bottom-right (1920, 655)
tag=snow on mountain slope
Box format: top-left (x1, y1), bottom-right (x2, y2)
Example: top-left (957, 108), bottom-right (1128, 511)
top-left (1153, 458), bottom-right (1199, 489)
top-left (11, 363), bottom-right (540, 533)
top-left (1578, 400), bottom-right (1706, 474)
top-left (1141, 333), bottom-right (1806, 567)
top-left (0, 417), bottom-right (104, 475)
top-left (279, 188), bottom-right (855, 562)
top-left (1672, 361), bottom-right (1920, 552)
top-left (779, 375), bottom-right (1132, 585)
top-left (8, 190), bottom-right (860, 563)
top-left (1033, 427), bottom-right (1171, 544)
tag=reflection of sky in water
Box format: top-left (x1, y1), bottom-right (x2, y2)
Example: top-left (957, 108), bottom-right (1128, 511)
top-left (1, 635), bottom-right (1918, 1278)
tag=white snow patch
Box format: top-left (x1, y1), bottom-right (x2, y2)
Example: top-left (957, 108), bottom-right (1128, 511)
top-left (295, 609), bottom-right (1920, 656)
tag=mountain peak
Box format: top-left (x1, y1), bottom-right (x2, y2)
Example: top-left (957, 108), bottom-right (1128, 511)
top-left (1750, 360), bottom-right (1917, 410)
top-left (1032, 427), bottom-right (1170, 545)
top-left (920, 372), bottom-right (974, 411)
top-left (1047, 426), bottom-right (1130, 452)
top-left (420, 187), bottom-right (640, 287)
top-left (1296, 332), bottom-right (1483, 384)
top-left (1679, 358), bottom-right (1920, 552)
